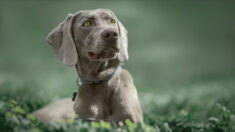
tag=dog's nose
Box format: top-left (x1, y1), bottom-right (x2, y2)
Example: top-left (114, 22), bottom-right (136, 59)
top-left (101, 29), bottom-right (118, 41)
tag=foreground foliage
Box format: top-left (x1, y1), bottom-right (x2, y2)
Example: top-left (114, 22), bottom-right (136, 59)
top-left (0, 98), bottom-right (234, 132)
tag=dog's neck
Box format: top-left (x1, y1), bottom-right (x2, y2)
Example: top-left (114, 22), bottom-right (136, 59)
top-left (75, 54), bottom-right (120, 82)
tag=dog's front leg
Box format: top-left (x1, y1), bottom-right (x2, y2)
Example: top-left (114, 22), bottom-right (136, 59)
top-left (107, 84), bottom-right (143, 123)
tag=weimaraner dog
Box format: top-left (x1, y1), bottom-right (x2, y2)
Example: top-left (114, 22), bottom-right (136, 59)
top-left (33, 9), bottom-right (143, 123)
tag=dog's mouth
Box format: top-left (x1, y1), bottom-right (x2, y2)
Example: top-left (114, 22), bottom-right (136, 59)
top-left (88, 48), bottom-right (118, 60)
top-left (88, 52), bottom-right (98, 59)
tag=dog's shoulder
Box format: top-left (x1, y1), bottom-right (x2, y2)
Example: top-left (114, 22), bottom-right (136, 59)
top-left (114, 68), bottom-right (137, 94)
top-left (119, 68), bottom-right (133, 83)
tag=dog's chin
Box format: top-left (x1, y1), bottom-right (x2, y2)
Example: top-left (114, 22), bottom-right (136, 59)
top-left (87, 48), bottom-right (118, 61)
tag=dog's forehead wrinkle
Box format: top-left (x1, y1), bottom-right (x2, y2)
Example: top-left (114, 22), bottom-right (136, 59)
top-left (75, 12), bottom-right (94, 22)
top-left (81, 10), bottom-right (113, 20)
top-left (82, 11), bottom-right (99, 19)
top-left (99, 11), bottom-right (113, 18)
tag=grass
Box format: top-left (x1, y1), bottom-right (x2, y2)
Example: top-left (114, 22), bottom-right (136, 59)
top-left (0, 77), bottom-right (235, 132)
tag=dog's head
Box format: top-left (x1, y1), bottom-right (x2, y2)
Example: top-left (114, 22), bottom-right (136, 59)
top-left (46, 9), bottom-right (128, 66)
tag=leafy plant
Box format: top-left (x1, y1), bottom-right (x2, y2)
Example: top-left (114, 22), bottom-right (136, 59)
top-left (0, 97), bottom-right (234, 132)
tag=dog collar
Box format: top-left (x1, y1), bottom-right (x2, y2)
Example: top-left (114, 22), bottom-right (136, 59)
top-left (72, 66), bottom-right (122, 101)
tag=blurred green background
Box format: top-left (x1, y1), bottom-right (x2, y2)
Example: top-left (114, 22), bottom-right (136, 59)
top-left (0, 0), bottom-right (235, 123)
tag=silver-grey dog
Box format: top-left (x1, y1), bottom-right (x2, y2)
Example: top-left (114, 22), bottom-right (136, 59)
top-left (33, 9), bottom-right (143, 123)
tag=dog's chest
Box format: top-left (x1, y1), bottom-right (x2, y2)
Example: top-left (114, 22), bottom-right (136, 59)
top-left (74, 83), bottom-right (115, 120)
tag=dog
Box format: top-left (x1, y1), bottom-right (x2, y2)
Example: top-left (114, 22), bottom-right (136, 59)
top-left (33, 9), bottom-right (143, 123)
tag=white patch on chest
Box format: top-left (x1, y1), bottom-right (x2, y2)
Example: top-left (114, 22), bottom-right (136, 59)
top-left (90, 104), bottom-right (99, 116)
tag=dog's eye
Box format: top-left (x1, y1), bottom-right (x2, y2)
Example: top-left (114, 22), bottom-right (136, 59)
top-left (83, 21), bottom-right (91, 26)
top-left (110, 19), bottom-right (116, 24)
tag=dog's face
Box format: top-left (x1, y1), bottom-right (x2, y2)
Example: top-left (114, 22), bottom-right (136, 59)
top-left (73, 10), bottom-right (120, 61)
top-left (46, 9), bottom-right (128, 66)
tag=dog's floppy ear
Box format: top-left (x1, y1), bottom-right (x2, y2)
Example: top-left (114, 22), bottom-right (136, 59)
top-left (46, 13), bottom-right (77, 66)
top-left (117, 21), bottom-right (129, 62)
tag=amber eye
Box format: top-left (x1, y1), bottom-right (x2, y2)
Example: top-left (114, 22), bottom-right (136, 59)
top-left (110, 19), bottom-right (116, 24)
top-left (83, 21), bottom-right (91, 26)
